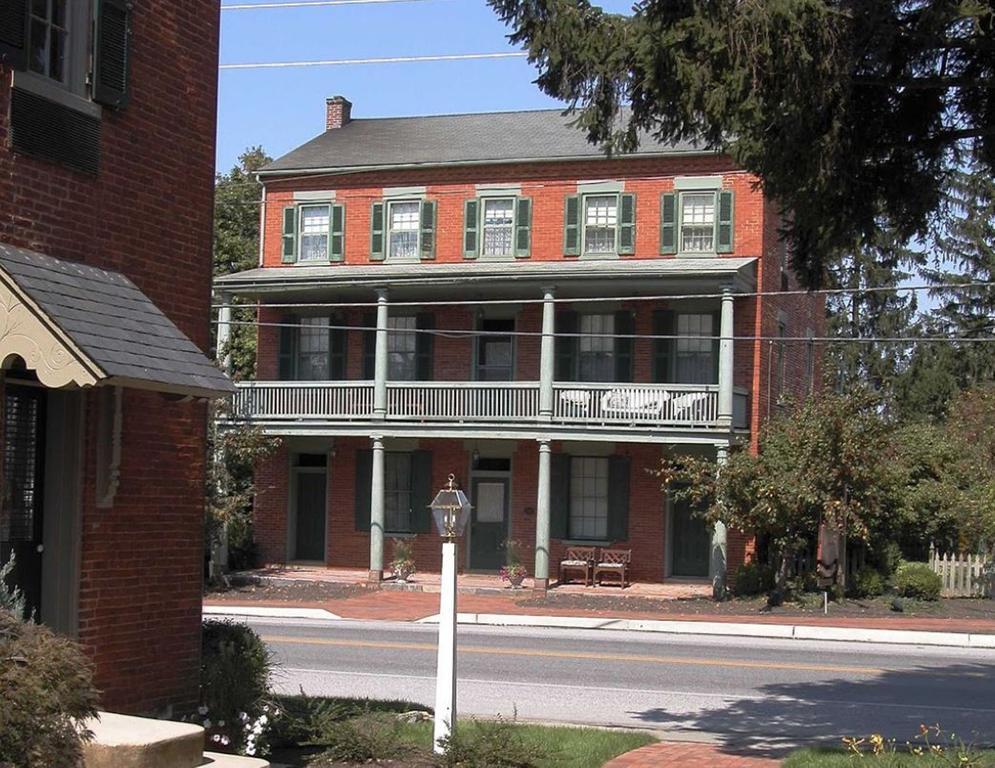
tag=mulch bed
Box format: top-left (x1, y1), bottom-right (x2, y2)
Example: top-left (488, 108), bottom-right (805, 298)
top-left (206, 578), bottom-right (369, 602)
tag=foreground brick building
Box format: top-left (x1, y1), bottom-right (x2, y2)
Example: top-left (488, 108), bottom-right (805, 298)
top-left (0, 1), bottom-right (229, 713)
top-left (218, 98), bottom-right (821, 589)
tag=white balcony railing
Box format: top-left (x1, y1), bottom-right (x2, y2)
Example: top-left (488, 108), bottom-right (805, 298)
top-left (229, 380), bottom-right (749, 431)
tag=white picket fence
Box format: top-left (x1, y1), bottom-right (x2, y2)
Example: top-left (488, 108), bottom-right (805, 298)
top-left (929, 547), bottom-right (993, 598)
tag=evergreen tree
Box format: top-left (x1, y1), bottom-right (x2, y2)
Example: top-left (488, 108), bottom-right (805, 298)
top-left (488, 0), bottom-right (995, 286)
top-left (214, 147), bottom-right (271, 380)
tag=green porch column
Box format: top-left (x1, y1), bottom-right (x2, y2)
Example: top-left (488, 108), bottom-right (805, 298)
top-left (369, 436), bottom-right (386, 583)
top-left (710, 443), bottom-right (729, 598)
top-left (373, 289), bottom-right (389, 419)
top-left (538, 287), bottom-right (555, 421)
top-left (534, 439), bottom-right (552, 592)
top-left (717, 287), bottom-right (735, 429)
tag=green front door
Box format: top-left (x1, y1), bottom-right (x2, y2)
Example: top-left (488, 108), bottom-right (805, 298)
top-left (469, 478), bottom-right (508, 571)
top-left (294, 471), bottom-right (327, 561)
top-left (672, 499), bottom-right (710, 577)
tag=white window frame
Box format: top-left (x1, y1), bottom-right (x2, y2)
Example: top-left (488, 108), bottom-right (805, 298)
top-left (387, 315), bottom-right (418, 381)
top-left (480, 197), bottom-right (516, 258)
top-left (384, 452), bottom-right (413, 534)
top-left (675, 313), bottom-right (716, 385)
top-left (569, 456), bottom-right (609, 540)
top-left (297, 204), bottom-right (332, 263)
top-left (582, 194), bottom-right (619, 255)
top-left (577, 313), bottom-right (616, 383)
top-left (296, 316), bottom-right (330, 381)
top-left (679, 191), bottom-right (718, 254)
top-left (387, 200), bottom-right (421, 261)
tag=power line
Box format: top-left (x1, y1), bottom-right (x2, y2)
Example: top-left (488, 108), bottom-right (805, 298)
top-left (222, 0), bottom-right (439, 9)
top-left (214, 317), bottom-right (995, 344)
top-left (211, 281), bottom-right (995, 311)
top-left (219, 52), bottom-right (529, 70)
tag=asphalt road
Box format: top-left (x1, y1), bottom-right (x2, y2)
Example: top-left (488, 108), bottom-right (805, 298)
top-left (241, 617), bottom-right (995, 755)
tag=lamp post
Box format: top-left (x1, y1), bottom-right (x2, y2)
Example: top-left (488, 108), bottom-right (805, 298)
top-left (428, 474), bottom-right (472, 754)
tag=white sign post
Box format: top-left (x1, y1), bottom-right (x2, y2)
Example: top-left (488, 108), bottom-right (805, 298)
top-left (428, 474), bottom-right (471, 754)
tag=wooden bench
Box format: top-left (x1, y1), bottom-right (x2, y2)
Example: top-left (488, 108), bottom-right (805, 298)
top-left (558, 546), bottom-right (597, 586)
top-left (594, 549), bottom-right (631, 588)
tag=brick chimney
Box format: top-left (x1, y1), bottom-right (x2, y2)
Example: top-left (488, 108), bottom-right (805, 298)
top-left (325, 96), bottom-right (353, 130)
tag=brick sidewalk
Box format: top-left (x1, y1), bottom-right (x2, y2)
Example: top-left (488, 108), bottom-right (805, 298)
top-left (603, 742), bottom-right (781, 767)
top-left (204, 588), bottom-right (995, 635)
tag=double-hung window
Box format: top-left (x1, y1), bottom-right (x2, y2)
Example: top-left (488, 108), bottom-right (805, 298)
top-left (661, 188), bottom-right (734, 255)
top-left (388, 316), bottom-right (418, 381)
top-left (299, 205), bottom-right (331, 262)
top-left (675, 313), bottom-right (715, 385)
top-left (481, 198), bottom-right (515, 257)
top-left (578, 314), bottom-right (616, 382)
top-left (29, 0), bottom-right (70, 84)
top-left (583, 195), bottom-right (618, 255)
top-left (680, 192), bottom-right (716, 253)
top-left (569, 457), bottom-right (609, 540)
top-left (475, 318), bottom-right (514, 381)
top-left (385, 453), bottom-right (413, 533)
top-left (297, 317), bottom-right (330, 380)
top-left (388, 201), bottom-right (421, 260)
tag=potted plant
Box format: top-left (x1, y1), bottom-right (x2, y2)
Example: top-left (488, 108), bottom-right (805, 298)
top-left (499, 539), bottom-right (529, 589)
top-left (390, 538), bottom-right (416, 583)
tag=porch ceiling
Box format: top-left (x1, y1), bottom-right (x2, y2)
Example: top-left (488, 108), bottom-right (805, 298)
top-left (215, 257), bottom-right (758, 302)
top-left (0, 242), bottom-right (233, 397)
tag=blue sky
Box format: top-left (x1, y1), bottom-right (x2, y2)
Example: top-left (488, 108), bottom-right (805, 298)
top-left (216, 0), bottom-right (633, 171)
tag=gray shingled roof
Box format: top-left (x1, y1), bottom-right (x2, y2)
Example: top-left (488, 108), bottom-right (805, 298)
top-left (261, 108), bottom-right (710, 175)
top-left (0, 243), bottom-right (233, 398)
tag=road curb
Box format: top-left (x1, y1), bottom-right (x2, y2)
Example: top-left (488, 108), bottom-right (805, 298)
top-left (203, 605), bottom-right (341, 621)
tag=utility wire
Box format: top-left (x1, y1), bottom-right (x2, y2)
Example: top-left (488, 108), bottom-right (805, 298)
top-left (222, 0), bottom-right (439, 9)
top-left (211, 281), bottom-right (995, 310)
top-left (220, 52), bottom-right (529, 70)
top-left (214, 317), bottom-right (995, 344)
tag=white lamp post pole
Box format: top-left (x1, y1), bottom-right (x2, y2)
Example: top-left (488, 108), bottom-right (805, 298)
top-left (433, 538), bottom-right (458, 752)
top-left (428, 474), bottom-right (471, 755)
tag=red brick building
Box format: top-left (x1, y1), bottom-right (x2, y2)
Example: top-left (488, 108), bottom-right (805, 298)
top-left (0, 1), bottom-right (229, 714)
top-left (218, 98), bottom-right (822, 590)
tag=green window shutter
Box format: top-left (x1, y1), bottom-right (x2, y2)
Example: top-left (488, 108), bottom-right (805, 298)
top-left (550, 453), bottom-right (571, 540)
top-left (619, 193), bottom-right (636, 254)
top-left (463, 199), bottom-right (479, 259)
top-left (0, 1), bottom-right (29, 71)
top-left (660, 193), bottom-right (677, 255)
top-left (93, 0), bottom-right (131, 109)
top-left (652, 310), bottom-right (675, 383)
top-left (410, 450), bottom-right (433, 533)
top-left (711, 309), bottom-right (721, 384)
top-left (717, 190), bottom-right (734, 253)
top-left (362, 311), bottom-right (376, 379)
top-left (416, 312), bottom-right (435, 380)
top-left (607, 455), bottom-right (631, 541)
top-left (278, 315), bottom-right (299, 380)
top-left (370, 202), bottom-right (385, 261)
top-left (563, 195), bottom-right (580, 256)
top-left (329, 315), bottom-right (347, 379)
top-left (614, 310), bottom-right (635, 383)
top-left (554, 311), bottom-right (579, 382)
top-left (282, 207), bottom-right (298, 263)
top-left (515, 197), bottom-right (532, 258)
top-left (420, 200), bottom-right (437, 260)
top-left (355, 449), bottom-right (372, 532)
top-left (329, 203), bottom-right (345, 261)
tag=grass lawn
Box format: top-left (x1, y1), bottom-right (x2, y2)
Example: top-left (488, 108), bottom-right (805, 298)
top-left (784, 747), bottom-right (995, 767)
top-left (269, 695), bottom-right (654, 768)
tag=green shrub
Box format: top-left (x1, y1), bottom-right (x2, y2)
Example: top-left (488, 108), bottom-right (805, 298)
top-left (734, 562), bottom-right (774, 596)
top-left (200, 620), bottom-right (274, 755)
top-left (893, 562), bottom-right (943, 601)
top-left (440, 717), bottom-right (550, 768)
top-left (852, 567), bottom-right (886, 598)
top-left (0, 610), bottom-right (99, 768)
top-left (868, 540), bottom-right (904, 579)
top-left (307, 712), bottom-right (418, 766)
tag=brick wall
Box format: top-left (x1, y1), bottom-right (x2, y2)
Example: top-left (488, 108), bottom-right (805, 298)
top-left (0, 1), bottom-right (220, 714)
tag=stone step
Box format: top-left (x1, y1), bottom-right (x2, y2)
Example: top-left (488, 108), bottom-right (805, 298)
top-left (85, 712), bottom-right (204, 768)
top-left (201, 751), bottom-right (270, 767)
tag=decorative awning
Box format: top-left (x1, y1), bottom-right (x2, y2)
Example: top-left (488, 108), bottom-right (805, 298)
top-left (0, 243), bottom-right (233, 398)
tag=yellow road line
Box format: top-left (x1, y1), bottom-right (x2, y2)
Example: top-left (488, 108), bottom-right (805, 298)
top-left (260, 635), bottom-right (882, 675)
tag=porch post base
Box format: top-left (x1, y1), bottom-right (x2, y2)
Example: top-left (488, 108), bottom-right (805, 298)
top-left (367, 569), bottom-right (383, 585)
top-left (532, 577), bottom-right (549, 595)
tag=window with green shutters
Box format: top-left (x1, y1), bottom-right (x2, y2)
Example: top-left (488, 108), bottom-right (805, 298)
top-left (564, 193), bottom-right (635, 256)
top-left (378, 199), bottom-right (437, 260)
top-left (463, 197), bottom-right (532, 259)
top-left (282, 203), bottom-right (345, 263)
top-left (550, 454), bottom-right (630, 542)
top-left (354, 449), bottom-right (433, 534)
top-left (662, 189), bottom-right (735, 255)
top-left (278, 315), bottom-right (347, 381)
